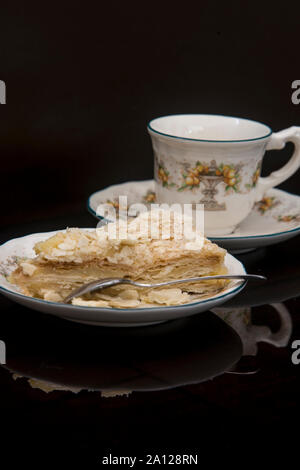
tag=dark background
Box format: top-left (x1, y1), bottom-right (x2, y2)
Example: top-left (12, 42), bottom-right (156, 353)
top-left (0, 2), bottom-right (299, 228)
top-left (0, 3), bottom-right (300, 465)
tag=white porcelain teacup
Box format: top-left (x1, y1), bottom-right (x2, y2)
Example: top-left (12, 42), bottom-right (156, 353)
top-left (148, 114), bottom-right (300, 236)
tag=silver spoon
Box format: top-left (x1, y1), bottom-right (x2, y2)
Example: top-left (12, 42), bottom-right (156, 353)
top-left (63, 274), bottom-right (266, 304)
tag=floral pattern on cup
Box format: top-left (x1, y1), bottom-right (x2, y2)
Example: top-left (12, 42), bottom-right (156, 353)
top-left (219, 163), bottom-right (242, 193)
top-left (177, 161), bottom-right (242, 194)
top-left (177, 161), bottom-right (208, 191)
top-left (157, 164), bottom-right (175, 188)
top-left (255, 196), bottom-right (278, 214)
top-left (245, 161), bottom-right (262, 190)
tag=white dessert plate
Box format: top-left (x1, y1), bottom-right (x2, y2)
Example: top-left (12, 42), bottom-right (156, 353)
top-left (88, 180), bottom-right (300, 253)
top-left (0, 230), bottom-right (246, 327)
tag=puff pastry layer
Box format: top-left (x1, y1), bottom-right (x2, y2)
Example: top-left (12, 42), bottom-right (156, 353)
top-left (9, 210), bottom-right (228, 307)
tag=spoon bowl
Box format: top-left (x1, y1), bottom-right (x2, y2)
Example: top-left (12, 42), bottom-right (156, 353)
top-left (63, 274), bottom-right (267, 304)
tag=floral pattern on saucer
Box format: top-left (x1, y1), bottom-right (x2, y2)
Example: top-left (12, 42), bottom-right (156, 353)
top-left (143, 190), bottom-right (156, 203)
top-left (106, 198), bottom-right (128, 210)
top-left (253, 196), bottom-right (300, 227)
top-left (255, 196), bottom-right (279, 214)
top-left (277, 214), bottom-right (300, 225)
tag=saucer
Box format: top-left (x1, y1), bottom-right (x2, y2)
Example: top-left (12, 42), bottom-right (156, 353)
top-left (0, 230), bottom-right (246, 327)
top-left (88, 180), bottom-right (300, 253)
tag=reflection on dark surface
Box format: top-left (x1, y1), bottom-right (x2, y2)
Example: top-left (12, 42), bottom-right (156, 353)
top-left (0, 215), bottom-right (300, 462)
top-left (214, 303), bottom-right (292, 375)
top-left (3, 313), bottom-right (242, 394)
top-left (1, 301), bottom-right (293, 393)
top-left (213, 303), bottom-right (292, 355)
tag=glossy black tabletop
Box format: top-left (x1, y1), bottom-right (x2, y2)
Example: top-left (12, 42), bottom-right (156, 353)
top-left (2, 1), bottom-right (300, 465)
top-left (0, 210), bottom-right (299, 465)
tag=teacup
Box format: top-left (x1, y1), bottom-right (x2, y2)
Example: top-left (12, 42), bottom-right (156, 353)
top-left (148, 114), bottom-right (300, 236)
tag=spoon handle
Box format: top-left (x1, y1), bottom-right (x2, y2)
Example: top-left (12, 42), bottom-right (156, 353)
top-left (63, 274), bottom-right (266, 304)
top-left (133, 274), bottom-right (266, 288)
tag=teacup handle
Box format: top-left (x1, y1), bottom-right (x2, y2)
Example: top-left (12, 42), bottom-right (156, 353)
top-left (258, 303), bottom-right (292, 347)
top-left (255, 126), bottom-right (300, 201)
